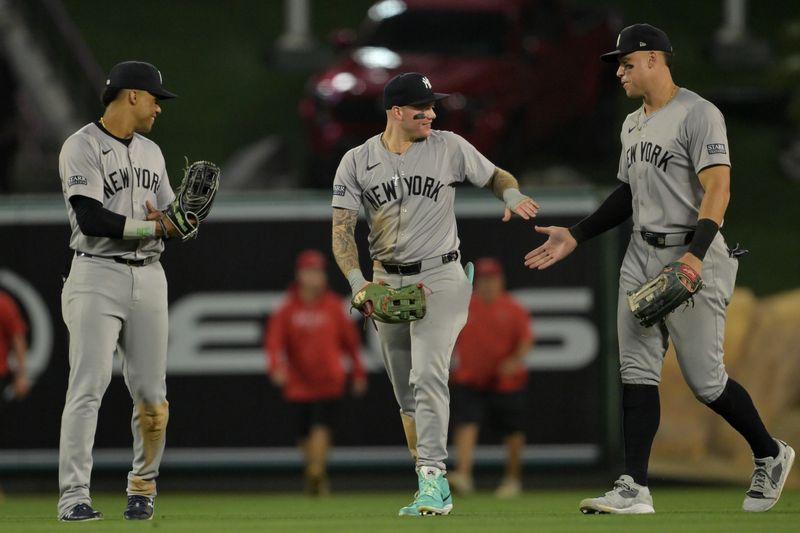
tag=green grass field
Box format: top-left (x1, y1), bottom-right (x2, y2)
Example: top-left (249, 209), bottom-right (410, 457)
top-left (1, 488), bottom-right (798, 533)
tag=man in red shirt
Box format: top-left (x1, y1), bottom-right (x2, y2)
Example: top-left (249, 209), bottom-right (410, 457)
top-left (448, 257), bottom-right (533, 498)
top-left (0, 288), bottom-right (30, 499)
top-left (264, 249), bottom-right (367, 495)
top-left (0, 289), bottom-right (29, 400)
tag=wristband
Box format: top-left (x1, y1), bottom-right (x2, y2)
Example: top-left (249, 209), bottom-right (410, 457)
top-left (346, 269), bottom-right (368, 295)
top-left (122, 219), bottom-right (156, 239)
top-left (502, 188), bottom-right (528, 210)
top-left (687, 218), bottom-right (719, 260)
top-left (158, 218), bottom-right (170, 240)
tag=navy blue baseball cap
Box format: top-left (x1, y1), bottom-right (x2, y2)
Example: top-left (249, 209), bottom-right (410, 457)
top-left (105, 61), bottom-right (177, 99)
top-left (383, 72), bottom-right (448, 109)
top-left (601, 24), bottom-right (673, 63)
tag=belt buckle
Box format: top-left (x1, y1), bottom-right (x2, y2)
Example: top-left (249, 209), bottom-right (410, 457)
top-left (403, 263), bottom-right (421, 275)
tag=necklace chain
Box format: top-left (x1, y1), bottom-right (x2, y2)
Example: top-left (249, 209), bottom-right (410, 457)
top-left (665, 84), bottom-right (679, 106)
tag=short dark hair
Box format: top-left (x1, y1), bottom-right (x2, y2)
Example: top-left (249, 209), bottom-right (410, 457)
top-left (662, 51), bottom-right (673, 68)
top-left (101, 86), bottom-right (122, 107)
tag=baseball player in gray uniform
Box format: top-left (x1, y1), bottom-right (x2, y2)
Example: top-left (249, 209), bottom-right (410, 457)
top-left (525, 24), bottom-right (794, 514)
top-left (332, 72), bottom-right (539, 516)
top-left (57, 61), bottom-right (183, 521)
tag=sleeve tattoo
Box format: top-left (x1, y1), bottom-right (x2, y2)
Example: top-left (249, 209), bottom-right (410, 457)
top-left (485, 167), bottom-right (520, 200)
top-left (332, 207), bottom-right (361, 275)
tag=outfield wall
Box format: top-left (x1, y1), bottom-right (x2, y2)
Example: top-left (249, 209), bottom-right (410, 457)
top-left (0, 190), bottom-right (623, 471)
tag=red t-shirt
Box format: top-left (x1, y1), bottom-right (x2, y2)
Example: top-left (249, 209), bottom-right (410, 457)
top-left (264, 287), bottom-right (365, 402)
top-left (451, 292), bottom-right (533, 392)
top-left (0, 291), bottom-right (27, 376)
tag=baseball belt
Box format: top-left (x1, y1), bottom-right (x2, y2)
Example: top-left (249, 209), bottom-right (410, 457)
top-left (75, 251), bottom-right (159, 267)
top-left (639, 230), bottom-right (695, 248)
top-left (379, 251), bottom-right (459, 275)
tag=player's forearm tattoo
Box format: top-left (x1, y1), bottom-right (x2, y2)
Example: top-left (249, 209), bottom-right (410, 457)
top-left (332, 208), bottom-right (361, 275)
top-left (485, 167), bottom-right (520, 200)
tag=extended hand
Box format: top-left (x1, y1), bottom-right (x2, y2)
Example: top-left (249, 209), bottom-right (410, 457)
top-left (523, 225), bottom-right (577, 270)
top-left (502, 195), bottom-right (540, 222)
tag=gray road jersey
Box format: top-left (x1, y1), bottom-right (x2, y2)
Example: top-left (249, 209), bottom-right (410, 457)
top-left (617, 88), bottom-right (731, 232)
top-left (332, 130), bottom-right (495, 263)
top-left (59, 123), bottom-right (175, 258)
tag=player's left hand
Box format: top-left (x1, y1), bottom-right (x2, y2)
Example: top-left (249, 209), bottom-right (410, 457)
top-left (677, 252), bottom-right (703, 274)
top-left (502, 196), bottom-right (540, 222)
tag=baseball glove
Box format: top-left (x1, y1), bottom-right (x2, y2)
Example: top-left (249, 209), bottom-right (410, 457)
top-left (164, 159), bottom-right (221, 240)
top-left (627, 261), bottom-right (704, 327)
top-left (351, 282), bottom-right (426, 323)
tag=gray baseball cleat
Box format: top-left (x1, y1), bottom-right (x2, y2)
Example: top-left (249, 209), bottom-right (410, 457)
top-left (579, 475), bottom-right (655, 514)
top-left (743, 438), bottom-right (795, 512)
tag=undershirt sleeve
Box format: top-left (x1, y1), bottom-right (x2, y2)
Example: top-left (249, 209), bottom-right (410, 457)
top-left (70, 195), bottom-right (125, 238)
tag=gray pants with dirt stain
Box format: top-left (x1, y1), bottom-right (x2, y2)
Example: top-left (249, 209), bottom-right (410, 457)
top-left (373, 259), bottom-right (472, 471)
top-left (58, 254), bottom-right (169, 517)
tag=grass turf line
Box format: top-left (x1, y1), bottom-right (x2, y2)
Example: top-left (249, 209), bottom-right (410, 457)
top-left (0, 488), bottom-right (798, 532)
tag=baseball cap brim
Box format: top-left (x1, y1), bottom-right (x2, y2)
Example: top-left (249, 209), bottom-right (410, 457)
top-left (150, 87), bottom-right (178, 100)
top-left (401, 92), bottom-right (449, 107)
top-left (107, 84), bottom-right (178, 100)
top-left (600, 49), bottom-right (627, 63)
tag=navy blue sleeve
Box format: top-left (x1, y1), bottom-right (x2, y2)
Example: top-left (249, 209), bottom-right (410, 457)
top-left (568, 183), bottom-right (633, 243)
top-left (70, 195), bottom-right (125, 238)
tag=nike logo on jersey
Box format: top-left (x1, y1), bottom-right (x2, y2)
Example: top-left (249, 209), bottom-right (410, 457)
top-left (102, 148), bottom-right (112, 155)
top-left (625, 140), bottom-right (674, 171)
top-left (628, 126), bottom-right (636, 133)
top-left (366, 162), bottom-right (381, 171)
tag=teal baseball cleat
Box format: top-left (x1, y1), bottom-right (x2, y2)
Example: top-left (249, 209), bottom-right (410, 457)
top-left (398, 492), bottom-right (420, 517)
top-left (398, 467), bottom-right (454, 516)
top-left (415, 467), bottom-right (453, 516)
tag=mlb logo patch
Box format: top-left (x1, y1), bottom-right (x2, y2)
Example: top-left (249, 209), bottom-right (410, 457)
top-left (67, 175), bottom-right (87, 187)
top-left (333, 184), bottom-right (346, 197)
top-left (707, 143), bottom-right (727, 155)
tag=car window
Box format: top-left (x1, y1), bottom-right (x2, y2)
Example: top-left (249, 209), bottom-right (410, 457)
top-left (360, 10), bottom-right (510, 56)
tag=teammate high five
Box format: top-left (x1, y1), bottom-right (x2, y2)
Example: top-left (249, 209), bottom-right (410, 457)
top-left (524, 24), bottom-right (794, 514)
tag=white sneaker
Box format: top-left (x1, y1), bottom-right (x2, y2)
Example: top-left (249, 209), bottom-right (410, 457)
top-left (495, 477), bottom-right (522, 499)
top-left (743, 438), bottom-right (795, 512)
top-left (579, 475), bottom-right (655, 514)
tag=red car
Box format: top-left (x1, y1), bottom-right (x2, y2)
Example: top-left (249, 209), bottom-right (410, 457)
top-left (300, 0), bottom-right (620, 187)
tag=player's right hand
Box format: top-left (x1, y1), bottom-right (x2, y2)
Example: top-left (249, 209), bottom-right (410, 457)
top-left (145, 200), bottom-right (190, 238)
top-left (523, 225), bottom-right (577, 270)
